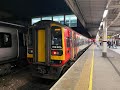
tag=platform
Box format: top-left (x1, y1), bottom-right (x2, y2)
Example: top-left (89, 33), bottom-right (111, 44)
top-left (109, 46), bottom-right (120, 54)
top-left (50, 44), bottom-right (120, 90)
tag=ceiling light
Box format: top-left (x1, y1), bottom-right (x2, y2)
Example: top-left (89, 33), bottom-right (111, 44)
top-left (99, 27), bottom-right (101, 30)
top-left (100, 22), bottom-right (103, 26)
top-left (103, 10), bottom-right (108, 19)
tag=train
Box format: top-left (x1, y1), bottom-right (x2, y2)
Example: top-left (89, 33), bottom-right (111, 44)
top-left (0, 22), bottom-right (27, 76)
top-left (28, 20), bottom-right (91, 79)
top-left (27, 26), bottom-right (34, 63)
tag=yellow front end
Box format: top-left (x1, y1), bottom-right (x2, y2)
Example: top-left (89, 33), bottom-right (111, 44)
top-left (38, 30), bottom-right (45, 62)
top-left (37, 24), bottom-right (65, 63)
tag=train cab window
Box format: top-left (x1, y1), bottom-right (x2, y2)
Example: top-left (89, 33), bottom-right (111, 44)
top-left (0, 33), bottom-right (12, 48)
top-left (51, 26), bottom-right (62, 49)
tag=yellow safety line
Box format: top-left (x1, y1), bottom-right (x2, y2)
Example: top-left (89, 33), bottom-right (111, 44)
top-left (88, 46), bottom-right (94, 90)
top-left (74, 45), bottom-right (94, 90)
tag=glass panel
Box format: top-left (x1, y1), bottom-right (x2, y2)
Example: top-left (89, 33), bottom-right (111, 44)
top-left (32, 18), bottom-right (41, 25)
top-left (53, 16), bottom-right (64, 24)
top-left (42, 16), bottom-right (52, 20)
top-left (65, 15), bottom-right (77, 27)
top-left (51, 26), bottom-right (62, 49)
top-left (0, 33), bottom-right (12, 48)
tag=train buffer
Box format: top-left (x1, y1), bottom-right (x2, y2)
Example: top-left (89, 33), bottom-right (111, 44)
top-left (50, 44), bottom-right (120, 90)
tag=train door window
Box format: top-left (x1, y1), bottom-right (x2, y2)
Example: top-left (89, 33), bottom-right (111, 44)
top-left (0, 33), bottom-right (12, 48)
top-left (67, 37), bottom-right (70, 47)
top-left (51, 26), bottom-right (62, 49)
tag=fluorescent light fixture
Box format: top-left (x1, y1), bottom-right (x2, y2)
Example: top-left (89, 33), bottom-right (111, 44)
top-left (100, 22), bottom-right (102, 26)
top-left (103, 10), bottom-right (108, 19)
top-left (102, 18), bottom-right (103, 21)
top-left (99, 27), bottom-right (101, 30)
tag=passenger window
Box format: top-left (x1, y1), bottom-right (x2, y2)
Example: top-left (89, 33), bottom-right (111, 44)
top-left (0, 33), bottom-right (12, 48)
top-left (67, 37), bottom-right (70, 47)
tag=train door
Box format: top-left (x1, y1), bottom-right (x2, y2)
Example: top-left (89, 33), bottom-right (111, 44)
top-left (71, 31), bottom-right (74, 60)
top-left (74, 32), bottom-right (77, 58)
top-left (34, 25), bottom-right (51, 65)
top-left (37, 30), bottom-right (45, 62)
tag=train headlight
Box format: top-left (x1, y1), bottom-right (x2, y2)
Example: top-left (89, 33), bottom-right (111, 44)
top-left (28, 49), bottom-right (33, 54)
top-left (30, 50), bottom-right (33, 53)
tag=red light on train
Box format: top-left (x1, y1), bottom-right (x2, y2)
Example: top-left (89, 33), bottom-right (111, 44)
top-left (52, 50), bottom-right (57, 55)
top-left (51, 50), bottom-right (61, 55)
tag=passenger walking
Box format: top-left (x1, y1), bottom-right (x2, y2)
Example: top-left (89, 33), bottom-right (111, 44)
top-left (111, 40), bottom-right (114, 48)
top-left (113, 40), bottom-right (117, 49)
top-left (107, 41), bottom-right (111, 48)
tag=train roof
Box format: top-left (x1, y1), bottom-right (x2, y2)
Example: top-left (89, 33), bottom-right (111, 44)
top-left (31, 20), bottom-right (88, 38)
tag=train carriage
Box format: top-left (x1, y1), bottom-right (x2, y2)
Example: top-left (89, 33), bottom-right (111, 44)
top-left (0, 22), bottom-right (27, 75)
top-left (31, 20), bottom-right (91, 79)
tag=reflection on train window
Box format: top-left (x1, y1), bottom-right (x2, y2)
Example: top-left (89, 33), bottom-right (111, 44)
top-left (0, 33), bottom-right (12, 48)
top-left (51, 26), bottom-right (62, 49)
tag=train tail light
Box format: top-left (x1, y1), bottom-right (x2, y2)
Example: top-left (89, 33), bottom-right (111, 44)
top-left (51, 50), bottom-right (63, 56)
top-left (52, 50), bottom-right (58, 55)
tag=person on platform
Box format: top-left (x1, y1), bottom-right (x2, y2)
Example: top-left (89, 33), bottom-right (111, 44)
top-left (113, 40), bottom-right (117, 49)
top-left (107, 41), bottom-right (111, 48)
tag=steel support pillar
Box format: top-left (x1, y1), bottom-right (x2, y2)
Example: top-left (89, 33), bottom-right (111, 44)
top-left (102, 18), bottom-right (107, 57)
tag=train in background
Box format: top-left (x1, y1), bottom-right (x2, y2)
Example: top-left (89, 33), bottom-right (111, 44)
top-left (27, 26), bottom-right (34, 63)
top-left (28, 20), bottom-right (91, 79)
top-left (0, 21), bottom-right (27, 75)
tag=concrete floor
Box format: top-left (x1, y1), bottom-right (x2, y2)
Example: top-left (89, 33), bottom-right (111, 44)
top-left (50, 45), bottom-right (120, 90)
top-left (109, 46), bottom-right (120, 54)
top-left (93, 46), bottom-right (120, 90)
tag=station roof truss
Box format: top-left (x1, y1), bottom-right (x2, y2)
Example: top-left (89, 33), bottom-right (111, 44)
top-left (106, 0), bottom-right (120, 37)
top-left (65, 0), bottom-right (120, 38)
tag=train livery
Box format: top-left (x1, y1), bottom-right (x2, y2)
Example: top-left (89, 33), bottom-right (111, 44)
top-left (30, 20), bottom-right (91, 79)
top-left (0, 23), bottom-right (27, 75)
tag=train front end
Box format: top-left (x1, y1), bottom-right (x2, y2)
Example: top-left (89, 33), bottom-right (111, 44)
top-left (32, 21), bottom-right (66, 79)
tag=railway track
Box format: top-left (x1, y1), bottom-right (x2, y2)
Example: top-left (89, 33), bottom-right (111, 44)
top-left (0, 65), bottom-right (56, 90)
top-left (0, 46), bottom-right (90, 90)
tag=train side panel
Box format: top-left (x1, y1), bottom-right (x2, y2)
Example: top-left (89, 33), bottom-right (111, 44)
top-left (0, 27), bottom-right (18, 63)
